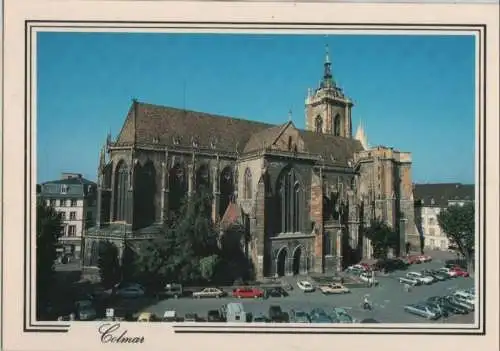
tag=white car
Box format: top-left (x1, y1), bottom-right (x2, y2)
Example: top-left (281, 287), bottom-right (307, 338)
top-left (406, 272), bottom-right (434, 285)
top-left (438, 267), bottom-right (458, 278)
top-left (399, 276), bottom-right (421, 286)
top-left (297, 281), bottom-right (315, 292)
top-left (359, 272), bottom-right (378, 285)
top-left (454, 291), bottom-right (475, 305)
top-left (192, 287), bottom-right (226, 299)
top-left (115, 285), bottom-right (145, 298)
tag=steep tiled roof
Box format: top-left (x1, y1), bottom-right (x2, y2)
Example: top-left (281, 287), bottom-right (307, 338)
top-left (299, 130), bottom-right (364, 164)
top-left (220, 202), bottom-right (242, 231)
top-left (116, 101), bottom-right (274, 153)
top-left (115, 101), bottom-right (364, 166)
top-left (413, 183), bottom-right (475, 207)
top-left (243, 123), bottom-right (289, 153)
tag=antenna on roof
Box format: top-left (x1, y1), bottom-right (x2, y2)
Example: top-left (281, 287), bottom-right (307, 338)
top-left (288, 109), bottom-right (292, 122)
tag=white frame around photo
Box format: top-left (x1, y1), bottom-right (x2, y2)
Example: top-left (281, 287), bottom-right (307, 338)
top-left (1, 1), bottom-right (499, 351)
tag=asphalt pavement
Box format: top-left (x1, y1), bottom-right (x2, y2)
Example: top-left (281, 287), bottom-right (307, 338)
top-left (123, 259), bottom-right (475, 324)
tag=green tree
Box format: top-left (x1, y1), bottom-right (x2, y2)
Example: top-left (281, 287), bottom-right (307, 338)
top-left (36, 199), bottom-right (63, 318)
top-left (120, 241), bottom-right (136, 283)
top-left (97, 241), bottom-right (121, 289)
top-left (437, 203), bottom-right (475, 273)
top-left (364, 218), bottom-right (398, 259)
top-left (134, 188), bottom-right (221, 285)
top-left (200, 254), bottom-right (221, 281)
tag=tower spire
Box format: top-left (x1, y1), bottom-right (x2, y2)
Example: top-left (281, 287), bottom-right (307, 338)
top-left (322, 44), bottom-right (335, 88)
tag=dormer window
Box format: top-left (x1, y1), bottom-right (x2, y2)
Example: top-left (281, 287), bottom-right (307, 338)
top-left (192, 137), bottom-right (199, 148)
top-left (61, 185), bottom-right (68, 194)
top-left (173, 136), bottom-right (181, 145)
top-left (430, 198), bottom-right (435, 205)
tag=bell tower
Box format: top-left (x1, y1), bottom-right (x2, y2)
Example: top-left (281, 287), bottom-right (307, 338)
top-left (305, 45), bottom-right (353, 138)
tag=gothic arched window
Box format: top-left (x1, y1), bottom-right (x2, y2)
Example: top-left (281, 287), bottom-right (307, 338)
top-left (114, 160), bottom-right (129, 222)
top-left (315, 115), bottom-right (323, 133)
top-left (243, 168), bottom-right (252, 199)
top-left (277, 167), bottom-right (304, 233)
top-left (334, 114), bottom-right (341, 136)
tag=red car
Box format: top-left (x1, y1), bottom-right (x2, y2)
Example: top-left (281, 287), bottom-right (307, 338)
top-left (406, 255), bottom-right (421, 264)
top-left (232, 287), bottom-right (264, 299)
top-left (451, 267), bottom-right (470, 277)
top-left (417, 254), bottom-right (432, 263)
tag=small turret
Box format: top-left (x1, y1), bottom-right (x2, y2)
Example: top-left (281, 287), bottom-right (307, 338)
top-left (355, 120), bottom-right (369, 150)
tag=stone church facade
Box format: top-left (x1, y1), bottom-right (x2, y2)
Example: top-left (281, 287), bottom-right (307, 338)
top-left (82, 48), bottom-right (418, 279)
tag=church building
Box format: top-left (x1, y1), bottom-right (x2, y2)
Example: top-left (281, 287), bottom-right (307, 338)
top-left (83, 47), bottom-right (418, 279)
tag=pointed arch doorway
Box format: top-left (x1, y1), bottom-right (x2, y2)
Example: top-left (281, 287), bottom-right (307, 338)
top-left (276, 247), bottom-right (288, 277)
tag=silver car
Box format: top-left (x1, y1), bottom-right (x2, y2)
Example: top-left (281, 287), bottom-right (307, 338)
top-left (403, 303), bottom-right (440, 320)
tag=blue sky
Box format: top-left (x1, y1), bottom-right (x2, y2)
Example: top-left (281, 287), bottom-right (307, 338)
top-left (37, 32), bottom-right (476, 184)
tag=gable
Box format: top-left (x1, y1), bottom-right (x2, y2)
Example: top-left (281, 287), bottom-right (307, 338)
top-left (270, 122), bottom-right (306, 153)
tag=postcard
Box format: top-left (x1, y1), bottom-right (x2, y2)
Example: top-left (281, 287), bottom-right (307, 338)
top-left (1, 1), bottom-right (499, 351)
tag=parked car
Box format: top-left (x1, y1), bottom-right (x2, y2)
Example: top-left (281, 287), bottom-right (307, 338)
top-left (297, 280), bottom-right (315, 292)
top-left (451, 267), bottom-right (470, 277)
top-left (417, 254), bottom-right (432, 263)
top-left (309, 308), bottom-right (335, 323)
top-left (359, 272), bottom-right (378, 286)
top-left (137, 312), bottom-right (159, 322)
top-left (453, 291), bottom-right (475, 306)
top-left (360, 318), bottom-right (380, 323)
top-left (207, 309), bottom-right (225, 322)
top-left (115, 284), bottom-right (145, 299)
top-left (289, 309), bottom-right (311, 323)
top-left (376, 258), bottom-right (409, 272)
top-left (319, 283), bottom-right (350, 294)
top-left (331, 308), bottom-right (354, 323)
top-left (398, 276), bottom-right (421, 286)
top-left (192, 287), bottom-right (226, 299)
top-left (268, 305), bottom-right (287, 323)
top-left (264, 287), bottom-right (288, 298)
top-left (225, 302), bottom-right (250, 323)
top-left (406, 272), bottom-right (434, 285)
top-left (445, 295), bottom-right (474, 311)
top-left (427, 296), bottom-right (469, 315)
top-left (403, 303), bottom-right (440, 320)
top-left (406, 255), bottom-right (422, 264)
top-left (75, 300), bottom-right (96, 321)
top-left (422, 269), bottom-right (449, 281)
top-left (438, 267), bottom-right (459, 278)
top-left (162, 310), bottom-right (178, 322)
top-left (161, 283), bottom-right (184, 299)
top-left (232, 287), bottom-right (264, 299)
top-left (425, 302), bottom-right (449, 318)
top-left (252, 314), bottom-right (271, 323)
top-left (346, 264), bottom-right (368, 274)
top-left (184, 313), bottom-right (201, 322)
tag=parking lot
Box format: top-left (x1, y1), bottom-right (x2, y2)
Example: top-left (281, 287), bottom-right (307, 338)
top-left (118, 259), bottom-right (474, 324)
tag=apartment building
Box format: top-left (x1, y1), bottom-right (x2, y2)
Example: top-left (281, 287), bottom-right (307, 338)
top-left (413, 183), bottom-right (474, 250)
top-left (39, 173), bottom-right (97, 259)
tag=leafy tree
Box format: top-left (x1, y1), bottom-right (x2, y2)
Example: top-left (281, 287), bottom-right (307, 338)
top-left (134, 188), bottom-right (221, 285)
top-left (364, 218), bottom-right (398, 259)
top-left (36, 199), bottom-right (63, 318)
top-left (97, 241), bottom-right (121, 289)
top-left (200, 254), bottom-right (221, 281)
top-left (437, 203), bottom-right (475, 272)
top-left (120, 241), bottom-right (136, 283)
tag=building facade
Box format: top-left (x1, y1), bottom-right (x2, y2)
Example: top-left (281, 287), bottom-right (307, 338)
top-left (413, 183), bottom-right (474, 251)
top-left (83, 48), bottom-right (418, 279)
top-left (40, 173), bottom-right (97, 259)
